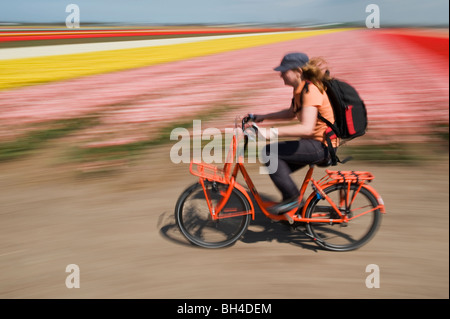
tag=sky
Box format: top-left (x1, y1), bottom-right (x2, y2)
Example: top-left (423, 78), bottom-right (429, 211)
top-left (0, 0), bottom-right (448, 26)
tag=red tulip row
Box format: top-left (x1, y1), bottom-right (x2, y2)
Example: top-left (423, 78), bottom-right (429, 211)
top-left (0, 27), bottom-right (295, 43)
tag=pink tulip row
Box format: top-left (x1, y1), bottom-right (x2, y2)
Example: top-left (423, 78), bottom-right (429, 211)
top-left (0, 29), bottom-right (448, 149)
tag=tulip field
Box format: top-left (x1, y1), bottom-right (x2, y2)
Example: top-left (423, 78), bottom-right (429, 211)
top-left (0, 26), bottom-right (448, 164)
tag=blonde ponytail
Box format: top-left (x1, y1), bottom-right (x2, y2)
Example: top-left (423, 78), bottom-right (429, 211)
top-left (301, 57), bottom-right (332, 93)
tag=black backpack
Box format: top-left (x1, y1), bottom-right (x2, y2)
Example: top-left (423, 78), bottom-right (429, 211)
top-left (300, 76), bottom-right (368, 165)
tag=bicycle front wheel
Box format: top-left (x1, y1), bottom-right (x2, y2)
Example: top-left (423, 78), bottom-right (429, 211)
top-left (175, 181), bottom-right (251, 248)
top-left (305, 183), bottom-right (382, 251)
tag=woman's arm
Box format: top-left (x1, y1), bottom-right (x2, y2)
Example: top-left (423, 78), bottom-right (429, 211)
top-left (253, 107), bottom-right (296, 122)
top-left (275, 105), bottom-right (317, 138)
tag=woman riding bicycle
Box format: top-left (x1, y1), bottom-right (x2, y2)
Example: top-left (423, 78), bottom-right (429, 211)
top-left (176, 52), bottom-right (384, 250)
top-left (248, 52), bottom-right (339, 220)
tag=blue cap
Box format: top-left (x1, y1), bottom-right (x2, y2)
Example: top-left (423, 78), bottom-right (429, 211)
top-left (274, 52), bottom-right (309, 72)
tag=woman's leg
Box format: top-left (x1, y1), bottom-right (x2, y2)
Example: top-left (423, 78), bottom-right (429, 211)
top-left (263, 139), bottom-right (328, 201)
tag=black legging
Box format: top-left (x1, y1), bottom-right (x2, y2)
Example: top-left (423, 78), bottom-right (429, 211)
top-left (262, 139), bottom-right (329, 201)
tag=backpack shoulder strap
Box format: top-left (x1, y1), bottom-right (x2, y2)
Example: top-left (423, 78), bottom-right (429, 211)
top-left (317, 112), bottom-right (333, 128)
top-left (298, 81), bottom-right (309, 108)
top-left (323, 130), bottom-right (339, 166)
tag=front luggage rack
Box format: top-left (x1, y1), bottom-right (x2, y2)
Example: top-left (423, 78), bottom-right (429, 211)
top-left (189, 161), bottom-right (231, 183)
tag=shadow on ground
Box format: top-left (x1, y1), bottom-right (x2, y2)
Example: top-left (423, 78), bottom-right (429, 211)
top-left (158, 191), bottom-right (321, 252)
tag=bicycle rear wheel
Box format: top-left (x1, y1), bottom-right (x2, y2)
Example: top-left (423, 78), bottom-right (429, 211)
top-left (175, 181), bottom-right (251, 248)
top-left (305, 183), bottom-right (382, 251)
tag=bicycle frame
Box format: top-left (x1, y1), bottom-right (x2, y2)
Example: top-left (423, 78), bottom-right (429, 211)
top-left (189, 122), bottom-right (385, 224)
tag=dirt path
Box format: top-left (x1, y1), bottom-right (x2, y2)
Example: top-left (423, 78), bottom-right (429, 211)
top-left (0, 143), bottom-right (448, 299)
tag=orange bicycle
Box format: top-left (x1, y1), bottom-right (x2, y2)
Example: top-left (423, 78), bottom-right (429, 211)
top-left (174, 117), bottom-right (385, 251)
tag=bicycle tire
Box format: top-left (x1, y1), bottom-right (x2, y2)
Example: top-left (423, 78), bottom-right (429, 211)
top-left (305, 183), bottom-right (382, 251)
top-left (175, 181), bottom-right (251, 248)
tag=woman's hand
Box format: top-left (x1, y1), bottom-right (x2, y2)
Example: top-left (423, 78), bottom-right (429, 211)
top-left (253, 114), bottom-right (264, 123)
top-left (244, 113), bottom-right (264, 123)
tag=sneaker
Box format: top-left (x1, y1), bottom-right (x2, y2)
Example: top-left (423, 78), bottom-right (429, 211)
top-left (269, 198), bottom-right (300, 215)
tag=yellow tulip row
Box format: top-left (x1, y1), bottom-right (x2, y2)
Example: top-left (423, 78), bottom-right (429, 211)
top-left (0, 29), bottom-right (348, 91)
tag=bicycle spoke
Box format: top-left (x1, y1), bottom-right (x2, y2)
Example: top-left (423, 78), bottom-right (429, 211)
top-left (175, 182), bottom-right (251, 248)
top-left (305, 183), bottom-right (382, 251)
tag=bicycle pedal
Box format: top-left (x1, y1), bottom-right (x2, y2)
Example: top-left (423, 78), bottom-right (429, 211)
top-left (284, 213), bottom-right (294, 225)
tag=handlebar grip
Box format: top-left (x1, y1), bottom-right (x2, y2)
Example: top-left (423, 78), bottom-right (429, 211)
top-left (242, 114), bottom-right (252, 130)
top-left (242, 114), bottom-right (255, 129)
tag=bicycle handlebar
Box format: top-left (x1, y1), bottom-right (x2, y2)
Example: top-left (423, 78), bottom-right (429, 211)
top-left (241, 114), bottom-right (257, 153)
top-left (242, 114), bottom-right (259, 134)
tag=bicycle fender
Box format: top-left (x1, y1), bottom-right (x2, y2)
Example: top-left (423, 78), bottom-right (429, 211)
top-left (300, 182), bottom-right (386, 217)
top-left (361, 184), bottom-right (386, 213)
top-left (233, 182), bottom-right (256, 220)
